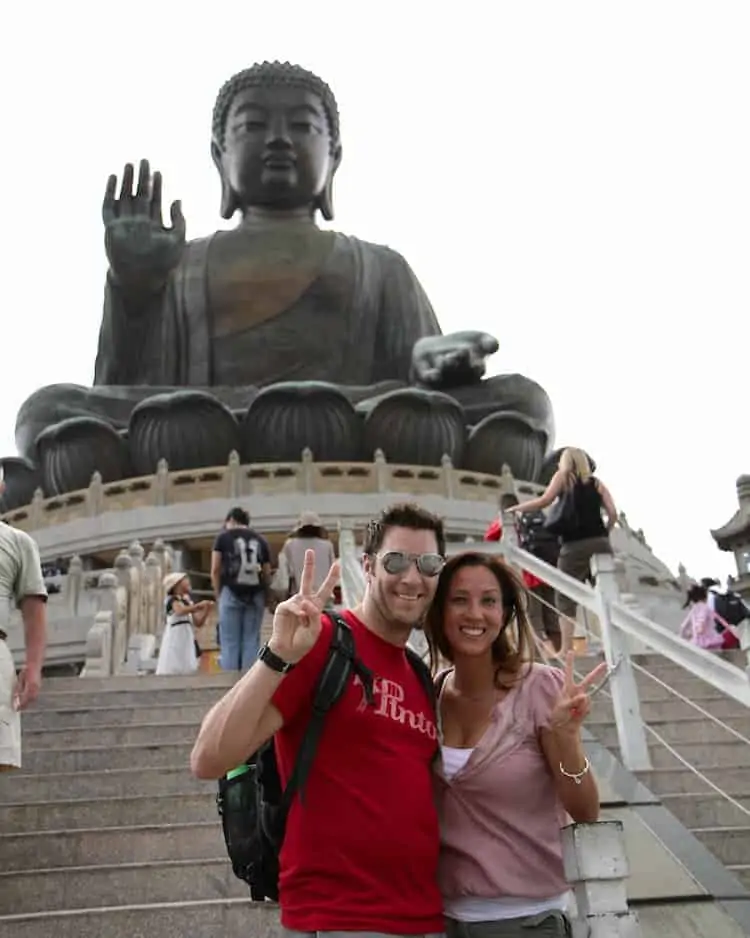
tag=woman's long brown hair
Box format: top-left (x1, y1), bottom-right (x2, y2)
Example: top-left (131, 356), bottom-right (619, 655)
top-left (425, 552), bottom-right (539, 688)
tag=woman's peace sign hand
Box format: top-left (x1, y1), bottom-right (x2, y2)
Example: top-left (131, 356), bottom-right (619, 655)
top-left (268, 550), bottom-right (340, 663)
top-left (548, 652), bottom-right (609, 733)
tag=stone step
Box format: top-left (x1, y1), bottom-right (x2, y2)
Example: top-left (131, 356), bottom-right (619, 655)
top-left (0, 858), bottom-right (247, 916)
top-left (0, 765), bottom-right (209, 803)
top-left (0, 897), bottom-right (268, 938)
top-left (24, 721), bottom-right (198, 750)
top-left (22, 703), bottom-right (211, 730)
top-left (614, 740), bottom-right (750, 770)
top-left (584, 675), bottom-right (734, 703)
top-left (631, 661), bottom-right (746, 683)
top-left (690, 826), bottom-right (750, 867)
top-left (0, 791), bottom-right (216, 834)
top-left (21, 741), bottom-right (194, 774)
top-left (592, 717), bottom-right (750, 748)
top-left (590, 695), bottom-right (749, 723)
top-left (660, 792), bottom-right (750, 828)
top-left (730, 864), bottom-right (750, 888)
top-left (576, 650), bottom-right (746, 673)
top-left (625, 650), bottom-right (747, 670)
top-left (624, 677), bottom-right (735, 702)
top-left (636, 766), bottom-right (750, 795)
top-left (0, 821), bottom-right (225, 872)
top-left (38, 673), bottom-right (236, 693)
top-left (32, 685), bottom-right (228, 710)
top-left (574, 657), bottom-right (742, 701)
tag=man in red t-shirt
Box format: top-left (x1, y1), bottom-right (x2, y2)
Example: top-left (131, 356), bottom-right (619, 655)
top-left (191, 503), bottom-right (447, 937)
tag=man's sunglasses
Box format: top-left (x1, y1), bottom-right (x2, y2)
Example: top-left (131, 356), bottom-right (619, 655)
top-left (377, 551), bottom-right (446, 578)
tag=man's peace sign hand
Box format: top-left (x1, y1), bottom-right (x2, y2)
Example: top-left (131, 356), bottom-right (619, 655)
top-left (268, 550), bottom-right (340, 664)
top-left (548, 653), bottom-right (608, 733)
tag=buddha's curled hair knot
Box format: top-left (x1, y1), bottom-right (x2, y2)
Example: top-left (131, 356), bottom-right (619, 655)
top-left (212, 61), bottom-right (340, 152)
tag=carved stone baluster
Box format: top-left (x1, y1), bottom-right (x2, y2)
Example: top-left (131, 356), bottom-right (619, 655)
top-left (113, 549), bottom-right (133, 653)
top-left (153, 458), bottom-right (170, 506)
top-left (80, 570), bottom-right (119, 678)
top-left (499, 463), bottom-right (517, 510)
top-left (64, 555), bottom-right (83, 615)
top-left (30, 488), bottom-right (44, 529)
top-left (86, 471), bottom-right (104, 516)
top-left (373, 449), bottom-right (388, 493)
top-left (441, 453), bottom-right (454, 499)
top-left (562, 821), bottom-right (642, 937)
top-left (227, 449), bottom-right (242, 499)
top-left (143, 552), bottom-right (162, 636)
top-left (301, 447), bottom-right (314, 493)
top-left (127, 541), bottom-right (146, 640)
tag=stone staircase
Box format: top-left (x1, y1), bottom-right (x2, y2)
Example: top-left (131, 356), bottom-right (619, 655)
top-left (582, 650), bottom-right (750, 891)
top-left (2, 647), bottom-right (748, 936)
top-left (0, 672), bottom-right (266, 938)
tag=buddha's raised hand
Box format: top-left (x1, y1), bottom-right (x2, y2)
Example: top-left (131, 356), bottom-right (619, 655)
top-left (102, 159), bottom-right (186, 287)
top-left (412, 331), bottom-right (500, 389)
top-left (268, 550), bottom-right (340, 664)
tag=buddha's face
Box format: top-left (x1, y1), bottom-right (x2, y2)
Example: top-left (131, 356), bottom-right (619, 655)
top-left (217, 85), bottom-right (336, 213)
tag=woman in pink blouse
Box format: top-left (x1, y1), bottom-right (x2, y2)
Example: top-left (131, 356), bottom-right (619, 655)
top-left (425, 552), bottom-right (607, 938)
top-left (679, 583), bottom-right (732, 650)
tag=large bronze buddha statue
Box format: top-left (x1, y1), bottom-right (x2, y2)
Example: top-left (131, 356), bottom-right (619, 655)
top-left (8, 62), bottom-right (555, 502)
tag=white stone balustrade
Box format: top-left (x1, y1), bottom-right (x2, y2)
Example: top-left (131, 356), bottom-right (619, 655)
top-left (562, 821), bottom-right (642, 937)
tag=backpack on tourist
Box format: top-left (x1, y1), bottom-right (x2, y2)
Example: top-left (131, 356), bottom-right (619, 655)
top-left (711, 590), bottom-right (750, 630)
top-left (216, 611), bottom-right (436, 900)
top-left (516, 510), bottom-right (561, 566)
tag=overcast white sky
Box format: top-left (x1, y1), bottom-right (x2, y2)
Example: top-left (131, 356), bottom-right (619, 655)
top-left (1, 2), bottom-right (747, 581)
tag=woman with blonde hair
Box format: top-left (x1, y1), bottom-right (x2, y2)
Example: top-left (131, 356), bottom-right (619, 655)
top-left (426, 551), bottom-right (606, 937)
top-left (511, 447), bottom-right (617, 655)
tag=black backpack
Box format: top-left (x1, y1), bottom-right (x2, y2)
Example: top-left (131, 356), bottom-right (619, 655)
top-left (712, 591), bottom-right (750, 630)
top-left (215, 612), bottom-right (436, 901)
top-left (516, 510), bottom-right (560, 565)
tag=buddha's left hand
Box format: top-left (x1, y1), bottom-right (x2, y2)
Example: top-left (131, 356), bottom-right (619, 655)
top-left (412, 331), bottom-right (499, 389)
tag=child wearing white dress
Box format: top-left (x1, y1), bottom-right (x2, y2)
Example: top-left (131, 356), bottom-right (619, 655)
top-left (156, 573), bottom-right (213, 676)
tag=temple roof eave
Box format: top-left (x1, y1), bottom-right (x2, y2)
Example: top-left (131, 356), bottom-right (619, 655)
top-left (710, 507), bottom-right (750, 550)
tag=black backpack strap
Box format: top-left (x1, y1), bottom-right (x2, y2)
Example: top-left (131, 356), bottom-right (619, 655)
top-left (281, 613), bottom-right (373, 811)
top-left (405, 645), bottom-right (436, 713)
top-left (405, 645), bottom-right (442, 758)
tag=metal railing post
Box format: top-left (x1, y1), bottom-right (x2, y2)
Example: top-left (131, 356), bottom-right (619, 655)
top-left (591, 554), bottom-right (652, 771)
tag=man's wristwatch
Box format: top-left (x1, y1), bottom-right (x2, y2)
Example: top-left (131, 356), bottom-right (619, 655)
top-left (258, 643), bottom-right (295, 674)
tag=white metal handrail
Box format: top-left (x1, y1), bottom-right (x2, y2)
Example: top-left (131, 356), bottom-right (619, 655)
top-left (526, 577), bottom-right (750, 827)
top-left (609, 601), bottom-right (750, 708)
top-left (459, 538), bottom-right (750, 708)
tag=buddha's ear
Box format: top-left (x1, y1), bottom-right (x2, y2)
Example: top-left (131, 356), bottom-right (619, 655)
top-left (211, 139), bottom-right (238, 220)
top-left (318, 142), bottom-right (342, 222)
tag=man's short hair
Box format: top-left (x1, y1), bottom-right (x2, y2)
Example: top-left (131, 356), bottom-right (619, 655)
top-left (363, 503), bottom-right (445, 557)
top-left (226, 507), bottom-right (250, 526)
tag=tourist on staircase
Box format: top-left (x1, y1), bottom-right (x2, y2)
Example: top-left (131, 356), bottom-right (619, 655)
top-left (699, 577), bottom-right (748, 651)
top-left (425, 551), bottom-right (607, 938)
top-left (515, 510), bottom-right (563, 654)
top-left (510, 447), bottom-right (618, 657)
top-left (156, 572), bottom-right (212, 676)
top-left (0, 468), bottom-right (48, 770)
top-left (211, 507), bottom-right (272, 672)
top-left (275, 511), bottom-right (336, 606)
top-left (192, 503), bottom-right (445, 937)
top-left (679, 583), bottom-right (734, 651)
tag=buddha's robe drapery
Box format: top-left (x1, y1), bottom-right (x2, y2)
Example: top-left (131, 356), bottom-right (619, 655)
top-left (16, 228), bottom-right (555, 459)
top-left (94, 230), bottom-right (441, 392)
